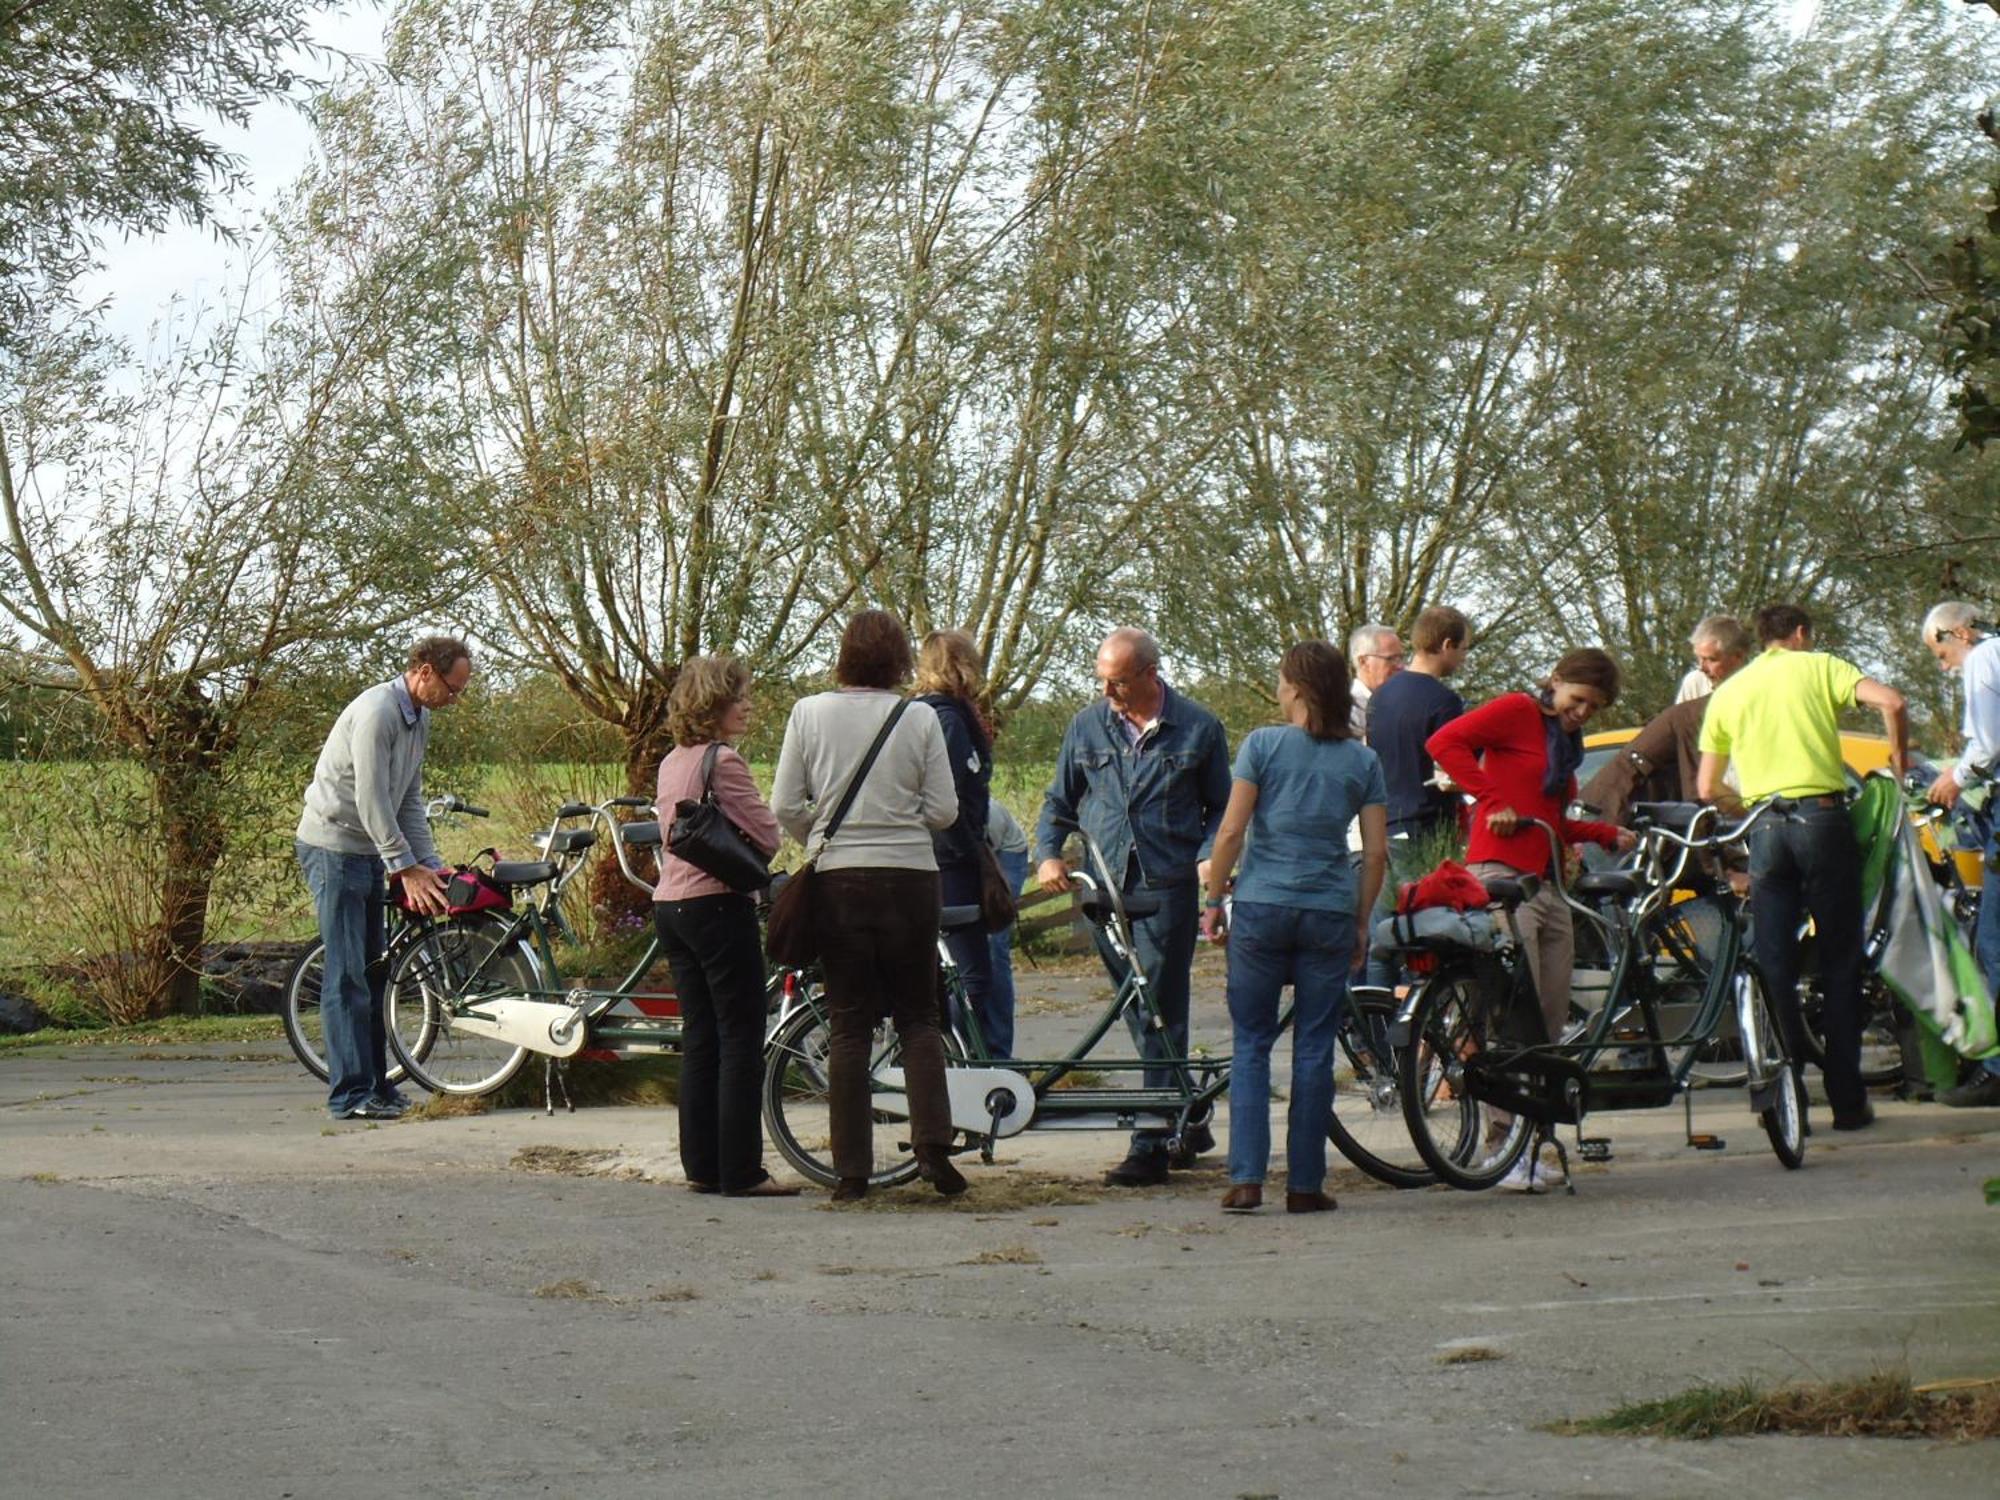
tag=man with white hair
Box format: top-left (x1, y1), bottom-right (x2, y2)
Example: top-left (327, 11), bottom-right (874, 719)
top-left (1348, 623), bottom-right (1404, 739)
top-left (1675, 615), bottom-right (1754, 703)
top-left (1923, 602), bottom-right (2000, 1107)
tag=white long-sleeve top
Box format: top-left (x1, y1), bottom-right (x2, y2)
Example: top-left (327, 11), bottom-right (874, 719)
top-left (1961, 635), bottom-right (2000, 773)
top-left (773, 689), bottom-right (958, 871)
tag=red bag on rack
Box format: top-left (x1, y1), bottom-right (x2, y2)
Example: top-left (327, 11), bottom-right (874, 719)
top-left (1394, 859), bottom-right (1489, 916)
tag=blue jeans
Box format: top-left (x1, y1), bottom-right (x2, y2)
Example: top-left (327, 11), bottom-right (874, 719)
top-left (1975, 821), bottom-right (2000, 1078)
top-left (1225, 902), bottom-right (1353, 1191)
top-left (1746, 803), bottom-right (1867, 1117)
top-left (1091, 870), bottom-right (1199, 1159)
top-left (297, 842), bottom-right (390, 1114)
top-left (976, 848), bottom-right (1029, 1058)
top-left (941, 857), bottom-right (1006, 1057)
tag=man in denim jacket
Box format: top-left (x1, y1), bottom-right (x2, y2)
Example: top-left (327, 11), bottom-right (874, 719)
top-left (1035, 628), bottom-right (1232, 1184)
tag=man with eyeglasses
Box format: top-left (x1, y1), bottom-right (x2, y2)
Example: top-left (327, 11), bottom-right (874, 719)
top-left (1674, 615), bottom-right (1753, 703)
top-left (297, 635), bottom-right (475, 1121)
top-left (1348, 623), bottom-right (1405, 740)
top-left (1036, 628), bottom-right (1231, 1184)
top-left (1922, 602), bottom-right (2000, 1107)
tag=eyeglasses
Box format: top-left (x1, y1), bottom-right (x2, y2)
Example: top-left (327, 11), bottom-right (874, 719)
top-left (1358, 651), bottom-right (1406, 666)
top-left (1100, 665), bottom-right (1156, 692)
top-left (433, 668), bottom-right (470, 700)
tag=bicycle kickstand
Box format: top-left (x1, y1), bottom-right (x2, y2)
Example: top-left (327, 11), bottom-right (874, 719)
top-left (981, 1101), bottom-right (1005, 1166)
top-left (543, 1055), bottom-right (575, 1116)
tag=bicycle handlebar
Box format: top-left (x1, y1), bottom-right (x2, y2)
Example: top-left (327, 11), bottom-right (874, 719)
top-left (424, 793), bottom-right (489, 819)
top-left (1634, 799), bottom-right (1772, 852)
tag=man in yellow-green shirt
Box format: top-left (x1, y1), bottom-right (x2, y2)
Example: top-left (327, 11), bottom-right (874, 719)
top-left (1696, 604), bottom-right (1907, 1132)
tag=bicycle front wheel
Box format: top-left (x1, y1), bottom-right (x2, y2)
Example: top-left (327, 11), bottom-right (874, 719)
top-left (1398, 967), bottom-right (1534, 1190)
top-left (1326, 988), bottom-right (1434, 1189)
top-left (1739, 962), bottom-right (1806, 1170)
top-left (761, 995), bottom-right (930, 1190)
top-left (385, 917), bottom-right (536, 1096)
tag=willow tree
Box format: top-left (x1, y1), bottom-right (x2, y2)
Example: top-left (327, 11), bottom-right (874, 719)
top-left (302, 0), bottom-right (1079, 781)
top-left (0, 280), bottom-right (473, 1014)
top-left (1498, 0), bottom-right (2000, 709)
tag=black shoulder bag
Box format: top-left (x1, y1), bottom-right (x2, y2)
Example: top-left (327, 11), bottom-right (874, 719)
top-left (666, 743), bottom-right (774, 893)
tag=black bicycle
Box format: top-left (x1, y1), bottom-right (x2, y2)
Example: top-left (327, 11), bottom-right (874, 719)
top-left (1391, 802), bottom-right (1804, 1193)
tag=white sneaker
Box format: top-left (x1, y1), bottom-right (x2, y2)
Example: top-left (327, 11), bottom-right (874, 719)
top-left (1495, 1150), bottom-right (1545, 1194)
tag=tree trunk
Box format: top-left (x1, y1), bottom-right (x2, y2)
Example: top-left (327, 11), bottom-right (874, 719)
top-left (587, 685), bottom-right (677, 927)
top-left (141, 715), bottom-right (233, 1017)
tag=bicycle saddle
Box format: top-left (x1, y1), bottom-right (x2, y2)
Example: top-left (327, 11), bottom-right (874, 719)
top-left (620, 820), bottom-right (661, 848)
top-left (1573, 869), bottom-right (1642, 901)
top-left (940, 904), bottom-right (985, 933)
top-left (535, 827), bottom-right (598, 855)
top-left (491, 860), bottom-right (558, 887)
top-left (1481, 875), bottom-right (1540, 908)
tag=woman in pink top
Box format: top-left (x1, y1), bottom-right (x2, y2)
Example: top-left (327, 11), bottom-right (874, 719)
top-left (653, 655), bottom-right (793, 1197)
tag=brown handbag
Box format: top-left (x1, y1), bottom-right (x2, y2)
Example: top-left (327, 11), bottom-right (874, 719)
top-left (763, 699), bottom-right (911, 969)
top-left (974, 840), bottom-right (1018, 933)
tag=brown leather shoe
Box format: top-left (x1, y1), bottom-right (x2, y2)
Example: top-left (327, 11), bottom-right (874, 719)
top-left (685, 1181), bottom-right (720, 1195)
top-left (830, 1178), bottom-right (869, 1203)
top-left (722, 1177), bottom-right (802, 1198)
top-left (1285, 1189), bottom-right (1338, 1214)
top-left (1220, 1183), bottom-right (1263, 1213)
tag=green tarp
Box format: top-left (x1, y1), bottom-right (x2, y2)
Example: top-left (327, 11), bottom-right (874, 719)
top-left (1849, 773), bottom-right (1997, 1086)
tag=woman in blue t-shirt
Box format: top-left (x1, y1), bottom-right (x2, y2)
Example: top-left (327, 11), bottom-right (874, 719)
top-left (1201, 641), bottom-right (1388, 1214)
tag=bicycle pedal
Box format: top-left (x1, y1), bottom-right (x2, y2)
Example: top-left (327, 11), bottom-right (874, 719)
top-left (1578, 1137), bottom-right (1612, 1163)
top-left (1687, 1133), bottom-right (1726, 1151)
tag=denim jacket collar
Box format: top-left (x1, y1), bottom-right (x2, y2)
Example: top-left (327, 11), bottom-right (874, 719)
top-left (1098, 682), bottom-right (1185, 749)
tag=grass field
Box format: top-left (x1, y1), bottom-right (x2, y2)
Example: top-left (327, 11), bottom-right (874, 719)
top-left (0, 759), bottom-right (1062, 983)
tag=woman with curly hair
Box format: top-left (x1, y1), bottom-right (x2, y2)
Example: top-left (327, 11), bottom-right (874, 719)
top-left (653, 654), bottom-right (794, 1197)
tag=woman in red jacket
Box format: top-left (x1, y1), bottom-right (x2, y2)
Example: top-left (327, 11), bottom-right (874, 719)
top-left (1426, 648), bottom-right (1637, 1045)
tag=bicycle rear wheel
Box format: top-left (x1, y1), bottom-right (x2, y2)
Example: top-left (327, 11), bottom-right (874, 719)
top-left (282, 938), bottom-right (415, 1086)
top-left (385, 917), bottom-right (536, 1096)
top-left (761, 995), bottom-right (931, 1189)
top-left (281, 941), bottom-right (332, 1082)
top-left (1397, 967), bottom-right (1534, 1190)
top-left (1326, 988), bottom-right (1434, 1189)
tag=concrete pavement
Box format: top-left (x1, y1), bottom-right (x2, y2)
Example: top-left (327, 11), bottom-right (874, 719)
top-left (3, 973), bottom-right (1998, 1498)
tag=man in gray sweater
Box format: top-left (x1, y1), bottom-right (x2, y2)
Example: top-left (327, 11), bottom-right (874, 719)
top-left (297, 636), bottom-right (473, 1119)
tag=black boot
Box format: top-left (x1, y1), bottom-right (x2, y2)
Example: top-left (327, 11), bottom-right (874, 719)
top-left (914, 1145), bottom-right (968, 1197)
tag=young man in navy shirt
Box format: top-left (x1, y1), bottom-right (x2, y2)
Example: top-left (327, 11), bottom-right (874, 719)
top-left (1362, 606), bottom-right (1470, 983)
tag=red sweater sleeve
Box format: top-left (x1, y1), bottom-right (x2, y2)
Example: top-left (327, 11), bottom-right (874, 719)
top-left (1426, 693), bottom-right (1529, 799)
top-left (1559, 807), bottom-right (1622, 850)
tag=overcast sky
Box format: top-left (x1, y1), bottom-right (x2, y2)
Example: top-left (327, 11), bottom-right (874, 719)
top-left (84, 3), bottom-right (390, 351)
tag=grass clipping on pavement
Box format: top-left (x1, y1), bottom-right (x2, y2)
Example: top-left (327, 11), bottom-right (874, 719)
top-left (1555, 1373), bottom-right (2000, 1442)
